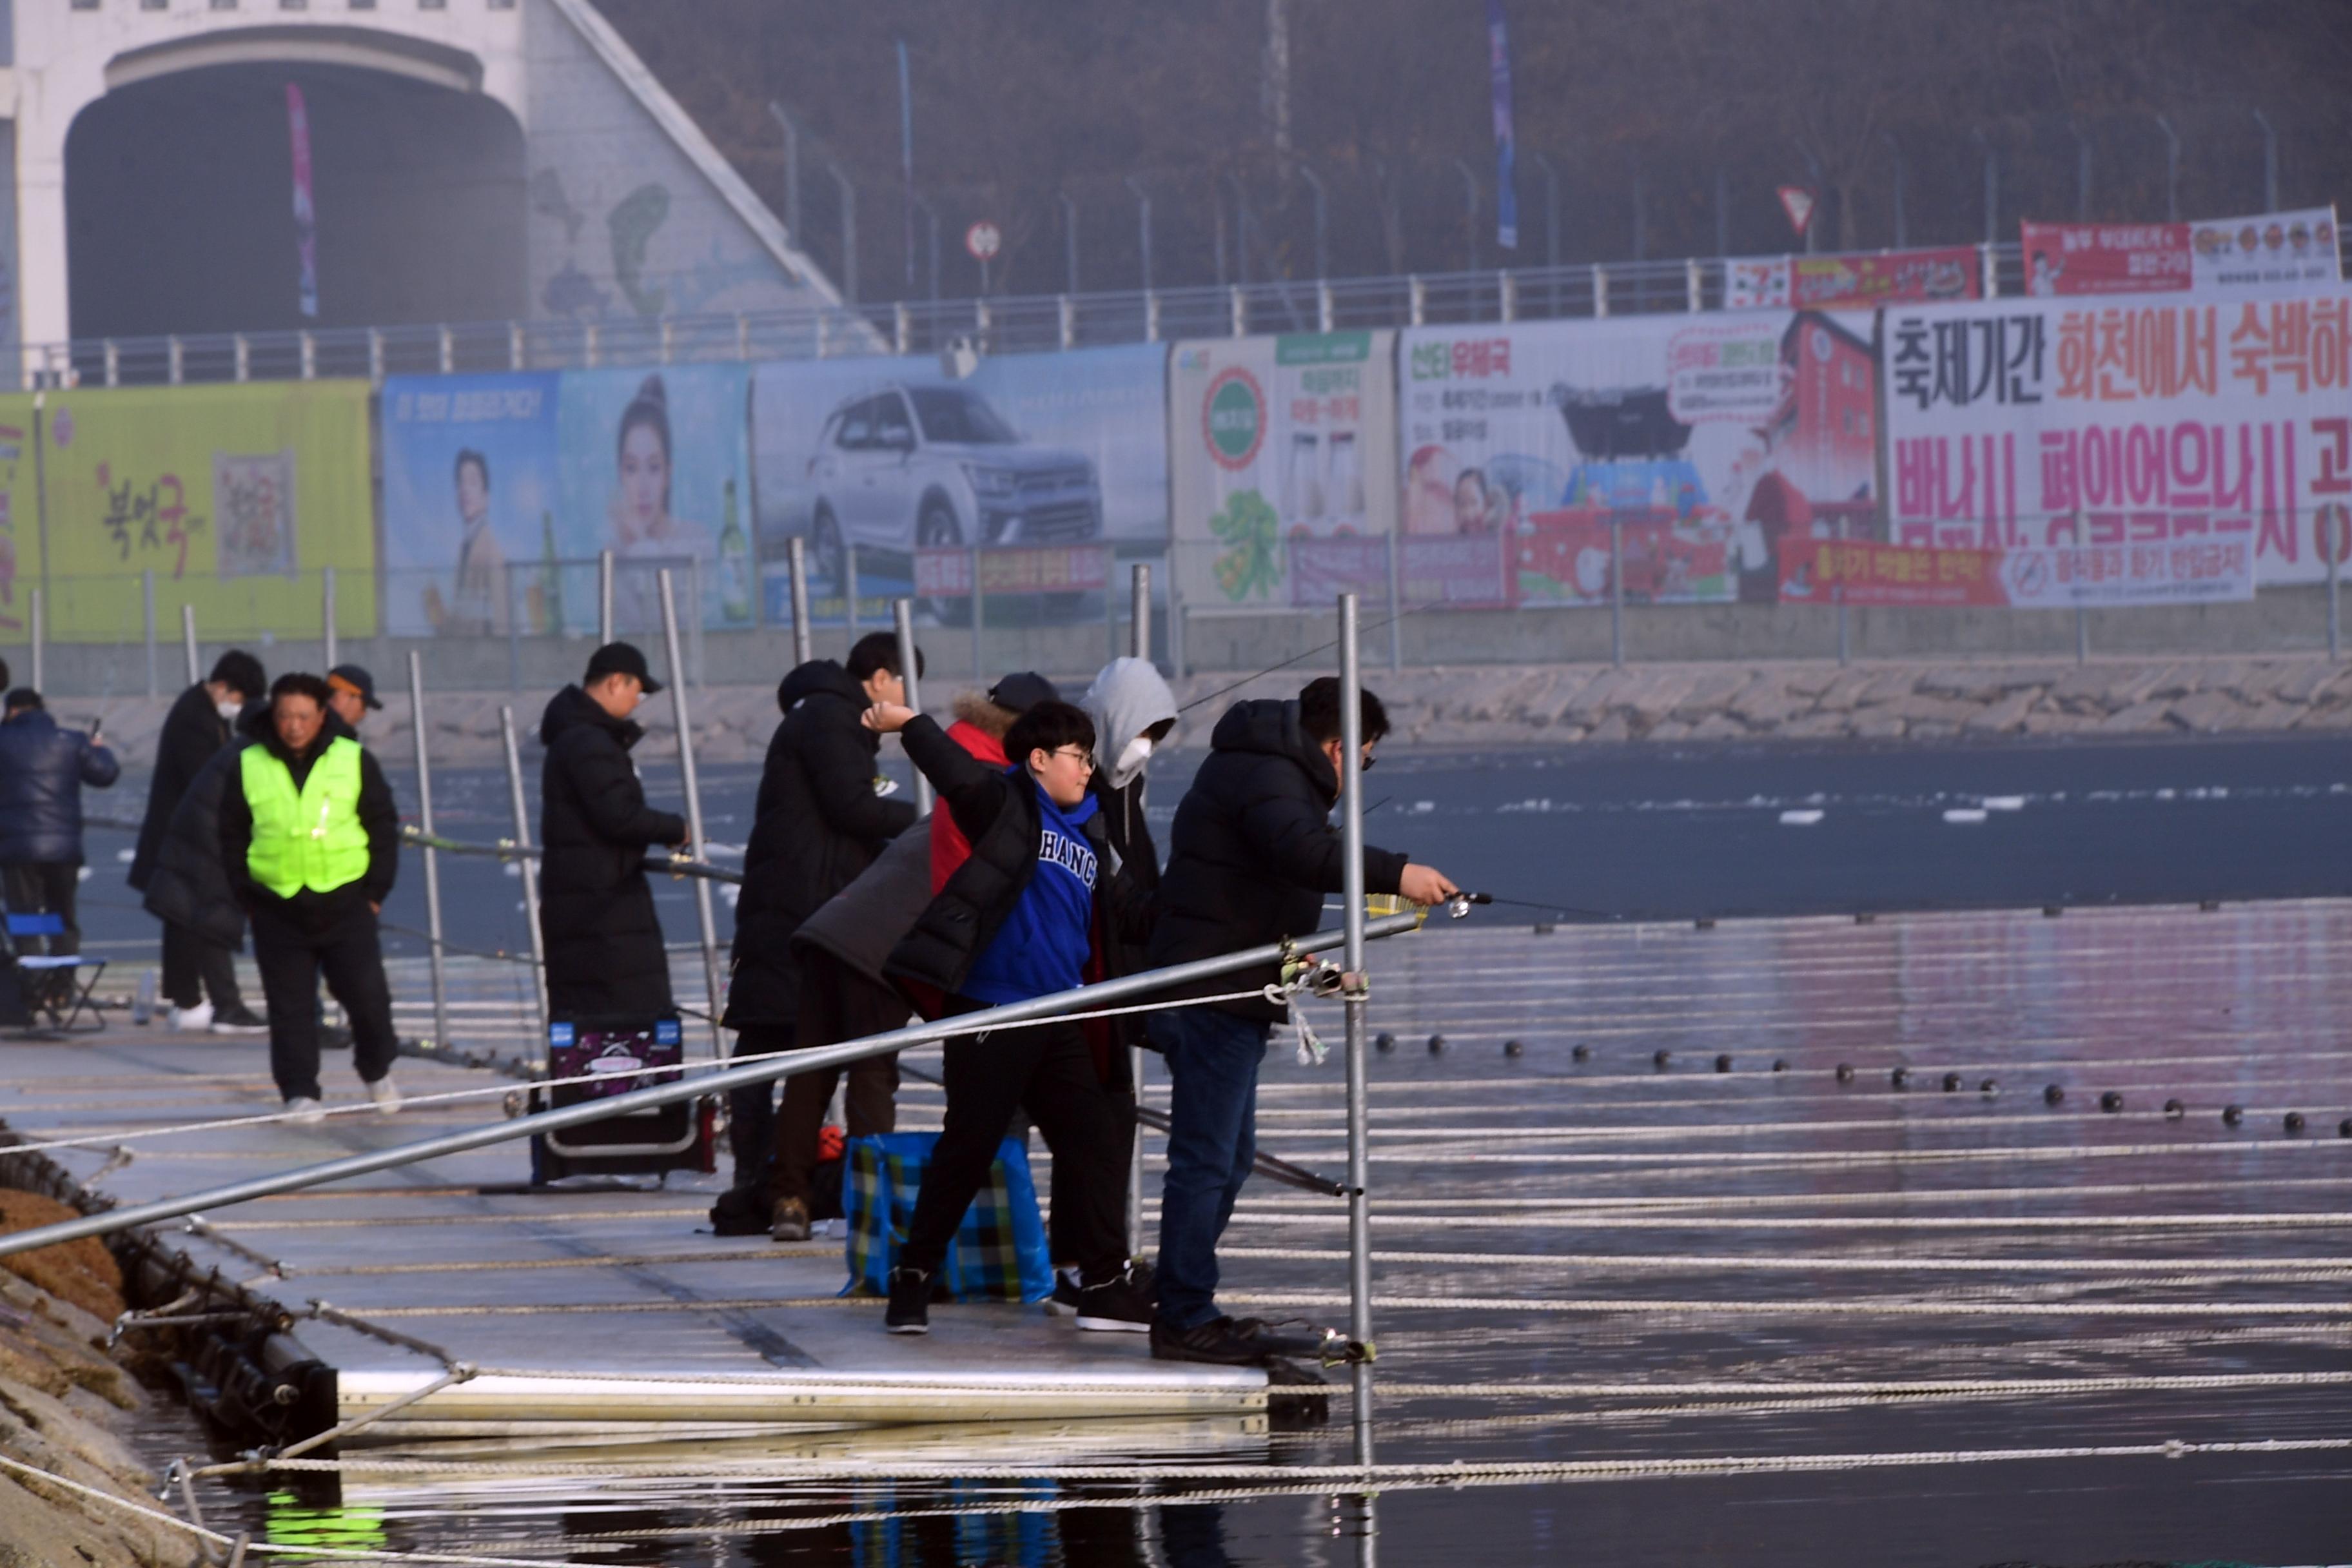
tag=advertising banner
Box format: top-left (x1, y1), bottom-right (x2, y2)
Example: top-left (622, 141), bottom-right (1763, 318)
top-left (1779, 536), bottom-right (2253, 609)
top-left (2021, 208), bottom-right (2340, 297)
top-left (380, 372), bottom-right (561, 638)
top-left (1399, 313), bottom-right (1879, 607)
top-left (1169, 331), bottom-right (1398, 612)
top-left (43, 382), bottom-right (375, 640)
top-left (1727, 247), bottom-right (1981, 313)
top-left (750, 342), bottom-right (1163, 626)
top-left (557, 366), bottom-right (754, 632)
top-left (0, 400), bottom-right (37, 636)
top-left (382, 368), bottom-right (752, 636)
top-left (1883, 289), bottom-right (2352, 584)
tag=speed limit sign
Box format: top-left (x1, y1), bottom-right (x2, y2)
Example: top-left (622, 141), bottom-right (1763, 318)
top-left (964, 221), bottom-right (1003, 262)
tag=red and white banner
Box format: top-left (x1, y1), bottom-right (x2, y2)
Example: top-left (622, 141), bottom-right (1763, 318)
top-left (1779, 536), bottom-right (2253, 609)
top-left (2021, 208), bottom-right (2340, 297)
top-left (1883, 291), bottom-right (2352, 585)
top-left (1727, 247), bottom-right (1981, 313)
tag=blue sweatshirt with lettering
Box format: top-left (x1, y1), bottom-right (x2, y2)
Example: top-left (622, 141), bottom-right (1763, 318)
top-left (959, 772), bottom-right (1101, 1006)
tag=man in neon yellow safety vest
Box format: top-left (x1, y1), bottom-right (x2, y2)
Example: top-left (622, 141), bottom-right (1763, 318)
top-left (220, 672), bottom-right (402, 1125)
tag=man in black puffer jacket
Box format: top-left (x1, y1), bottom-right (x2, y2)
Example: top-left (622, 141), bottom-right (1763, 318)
top-left (1144, 678), bottom-right (1455, 1366)
top-left (721, 631), bottom-right (920, 1213)
top-left (536, 643), bottom-right (687, 1024)
top-left (131, 649), bottom-right (266, 1031)
top-left (0, 690), bottom-right (119, 983)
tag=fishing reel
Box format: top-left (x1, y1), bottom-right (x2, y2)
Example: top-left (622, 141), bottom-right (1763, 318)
top-left (1444, 891), bottom-right (1494, 920)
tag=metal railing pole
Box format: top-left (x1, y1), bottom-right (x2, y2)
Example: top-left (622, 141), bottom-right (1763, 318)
top-left (787, 536), bottom-right (814, 666)
top-left (971, 540), bottom-right (986, 680)
top-left (322, 566), bottom-right (338, 671)
top-left (659, 569), bottom-right (727, 1060)
top-left (407, 652), bottom-right (450, 1050)
top-left (1126, 559), bottom-right (1153, 1259)
top-left (2075, 605), bottom-right (2090, 665)
top-left (1609, 518), bottom-right (1625, 667)
top-left (27, 588), bottom-right (41, 694)
top-left (181, 603), bottom-right (200, 687)
top-left (893, 597), bottom-right (932, 818)
top-left (143, 570), bottom-right (159, 698)
top-left (0, 914), bottom-right (1424, 1260)
top-left (845, 544), bottom-right (861, 643)
top-left (598, 549), bottom-right (615, 645)
top-left (1385, 534), bottom-right (1404, 671)
top-left (498, 705), bottom-right (551, 1038)
top-left (687, 558), bottom-right (705, 692)
top-left (1337, 592), bottom-right (1377, 1467)
top-left (2324, 514), bottom-right (2342, 663)
top-left (1835, 518), bottom-right (1850, 667)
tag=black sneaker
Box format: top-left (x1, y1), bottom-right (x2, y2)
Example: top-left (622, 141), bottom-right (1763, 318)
top-left (1072, 1265), bottom-right (1154, 1333)
top-left (1149, 1315), bottom-right (1269, 1366)
top-left (883, 1266), bottom-right (932, 1335)
top-left (209, 1004), bottom-right (269, 1035)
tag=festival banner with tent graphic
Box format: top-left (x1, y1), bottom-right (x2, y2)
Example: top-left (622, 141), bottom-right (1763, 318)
top-left (1396, 311), bottom-right (1881, 609)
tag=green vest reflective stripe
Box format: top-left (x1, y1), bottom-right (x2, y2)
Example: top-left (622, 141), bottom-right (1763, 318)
top-left (241, 738), bottom-right (370, 898)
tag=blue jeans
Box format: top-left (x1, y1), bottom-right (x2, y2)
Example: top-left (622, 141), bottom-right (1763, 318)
top-left (1151, 1004), bottom-right (1269, 1330)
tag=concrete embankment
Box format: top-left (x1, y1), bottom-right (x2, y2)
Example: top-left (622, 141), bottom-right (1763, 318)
top-left (0, 1192), bottom-right (187, 1567)
top-left (41, 654), bottom-right (2352, 772)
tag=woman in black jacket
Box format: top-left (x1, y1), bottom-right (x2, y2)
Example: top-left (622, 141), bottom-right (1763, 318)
top-left (536, 645), bottom-right (687, 1023)
top-left (721, 633), bottom-right (919, 1202)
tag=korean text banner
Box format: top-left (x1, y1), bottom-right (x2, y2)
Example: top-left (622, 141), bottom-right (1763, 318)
top-left (0, 398), bottom-right (38, 636)
top-left (43, 382), bottom-right (375, 641)
top-left (749, 343), bottom-right (1164, 627)
top-left (1882, 289), bottom-right (2352, 585)
top-left (1169, 332), bottom-right (1398, 612)
top-left (1779, 536), bottom-right (2253, 609)
top-left (1398, 313), bottom-right (1879, 608)
top-left (1727, 248), bottom-right (1981, 313)
top-left (2021, 208), bottom-right (2340, 297)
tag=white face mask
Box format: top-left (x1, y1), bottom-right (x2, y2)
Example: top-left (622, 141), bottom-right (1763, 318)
top-left (1112, 734), bottom-right (1153, 786)
top-left (216, 699), bottom-right (244, 721)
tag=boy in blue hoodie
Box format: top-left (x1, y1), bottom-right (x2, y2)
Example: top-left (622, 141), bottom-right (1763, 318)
top-left (861, 697), bottom-right (1150, 1335)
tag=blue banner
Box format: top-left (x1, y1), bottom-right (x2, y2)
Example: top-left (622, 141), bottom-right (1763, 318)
top-left (1488, 0), bottom-right (1518, 251)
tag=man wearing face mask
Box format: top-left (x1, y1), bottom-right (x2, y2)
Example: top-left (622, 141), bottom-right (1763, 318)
top-left (1047, 656), bottom-right (1179, 1309)
top-left (131, 649), bottom-right (269, 1034)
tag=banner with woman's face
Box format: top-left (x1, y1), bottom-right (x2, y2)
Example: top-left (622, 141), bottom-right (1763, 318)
top-left (556, 366), bottom-right (754, 632)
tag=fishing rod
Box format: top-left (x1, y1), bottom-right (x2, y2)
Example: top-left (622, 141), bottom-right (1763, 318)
top-left (398, 825), bottom-right (743, 885)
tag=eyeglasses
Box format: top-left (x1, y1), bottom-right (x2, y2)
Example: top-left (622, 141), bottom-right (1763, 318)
top-left (1050, 746), bottom-right (1097, 770)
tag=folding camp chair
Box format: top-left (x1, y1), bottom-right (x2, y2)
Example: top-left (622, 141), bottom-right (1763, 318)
top-left (5, 911), bottom-right (108, 1032)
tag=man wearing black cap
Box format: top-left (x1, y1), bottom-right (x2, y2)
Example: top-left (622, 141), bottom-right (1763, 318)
top-left (536, 643), bottom-right (688, 1024)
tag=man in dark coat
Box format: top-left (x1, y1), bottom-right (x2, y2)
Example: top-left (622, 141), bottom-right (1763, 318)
top-left (536, 643), bottom-right (686, 1023)
top-left (1144, 678), bottom-right (1456, 1366)
top-left (220, 673), bottom-right (403, 1119)
top-left (0, 690), bottom-right (120, 988)
top-left (721, 630), bottom-right (921, 1224)
top-left (131, 649), bottom-right (267, 1032)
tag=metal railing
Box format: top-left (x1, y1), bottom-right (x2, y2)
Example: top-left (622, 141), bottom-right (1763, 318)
top-left (18, 247), bottom-right (2060, 389)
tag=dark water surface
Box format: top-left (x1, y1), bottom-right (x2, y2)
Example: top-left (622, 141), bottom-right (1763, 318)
top-left (66, 734), bottom-right (2352, 1565)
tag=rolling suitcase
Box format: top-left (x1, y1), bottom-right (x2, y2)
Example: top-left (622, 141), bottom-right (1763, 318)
top-left (529, 1015), bottom-right (717, 1184)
